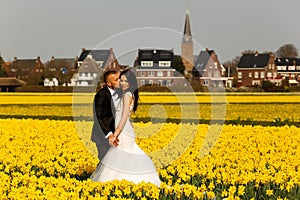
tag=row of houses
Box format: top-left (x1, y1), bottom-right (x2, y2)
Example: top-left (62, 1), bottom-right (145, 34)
top-left (0, 46), bottom-right (230, 90)
top-left (1, 7), bottom-right (299, 91)
top-left (237, 52), bottom-right (300, 87)
top-left (1, 49), bottom-right (299, 92)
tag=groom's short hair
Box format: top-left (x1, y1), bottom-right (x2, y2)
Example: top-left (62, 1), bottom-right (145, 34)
top-left (103, 69), bottom-right (119, 83)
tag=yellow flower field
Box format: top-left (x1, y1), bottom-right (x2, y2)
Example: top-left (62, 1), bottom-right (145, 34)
top-left (0, 92), bottom-right (299, 199)
top-left (1, 118), bottom-right (300, 199)
top-left (0, 93), bottom-right (299, 123)
top-left (0, 92), bottom-right (300, 104)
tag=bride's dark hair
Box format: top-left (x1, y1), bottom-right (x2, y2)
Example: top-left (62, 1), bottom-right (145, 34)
top-left (120, 69), bottom-right (139, 112)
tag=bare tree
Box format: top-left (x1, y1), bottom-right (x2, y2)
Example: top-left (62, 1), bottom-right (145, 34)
top-left (276, 44), bottom-right (299, 58)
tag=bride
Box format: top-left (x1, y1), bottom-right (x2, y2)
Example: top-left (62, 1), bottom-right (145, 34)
top-left (90, 69), bottom-right (161, 186)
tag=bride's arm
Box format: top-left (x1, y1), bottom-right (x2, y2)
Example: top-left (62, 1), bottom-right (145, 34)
top-left (114, 93), bottom-right (132, 138)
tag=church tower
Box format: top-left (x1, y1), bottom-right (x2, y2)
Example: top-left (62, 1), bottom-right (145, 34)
top-left (181, 7), bottom-right (194, 73)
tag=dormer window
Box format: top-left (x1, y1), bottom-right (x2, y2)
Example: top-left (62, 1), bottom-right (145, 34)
top-left (158, 61), bottom-right (171, 67)
top-left (141, 61), bottom-right (153, 67)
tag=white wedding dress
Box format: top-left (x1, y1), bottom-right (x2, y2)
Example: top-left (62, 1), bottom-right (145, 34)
top-left (90, 92), bottom-right (161, 186)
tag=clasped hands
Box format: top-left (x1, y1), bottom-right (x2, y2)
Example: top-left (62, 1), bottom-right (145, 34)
top-left (108, 133), bottom-right (119, 147)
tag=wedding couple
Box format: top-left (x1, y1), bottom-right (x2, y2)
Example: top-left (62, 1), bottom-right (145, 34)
top-left (90, 69), bottom-right (161, 186)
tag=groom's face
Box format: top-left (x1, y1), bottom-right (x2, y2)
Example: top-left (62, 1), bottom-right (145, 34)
top-left (107, 73), bottom-right (120, 90)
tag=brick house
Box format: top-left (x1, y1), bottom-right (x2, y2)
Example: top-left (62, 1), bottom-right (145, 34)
top-left (44, 56), bottom-right (77, 86)
top-left (194, 48), bottom-right (232, 87)
top-left (134, 49), bottom-right (185, 87)
top-left (237, 52), bottom-right (277, 87)
top-left (275, 57), bottom-right (300, 86)
top-left (8, 56), bottom-right (46, 85)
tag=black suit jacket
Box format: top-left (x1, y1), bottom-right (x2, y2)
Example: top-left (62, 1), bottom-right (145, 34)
top-left (91, 86), bottom-right (116, 158)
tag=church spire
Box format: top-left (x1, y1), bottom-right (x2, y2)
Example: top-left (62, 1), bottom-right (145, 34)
top-left (183, 9), bottom-right (192, 37)
top-left (181, 2), bottom-right (194, 72)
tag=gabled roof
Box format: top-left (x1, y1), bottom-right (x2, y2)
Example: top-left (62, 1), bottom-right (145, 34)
top-left (78, 57), bottom-right (103, 74)
top-left (78, 49), bottom-right (111, 62)
top-left (46, 57), bottom-right (76, 71)
top-left (10, 57), bottom-right (44, 75)
top-left (275, 57), bottom-right (300, 66)
top-left (194, 50), bottom-right (214, 69)
top-left (135, 49), bottom-right (174, 69)
top-left (238, 53), bottom-right (271, 68)
top-left (0, 77), bottom-right (26, 86)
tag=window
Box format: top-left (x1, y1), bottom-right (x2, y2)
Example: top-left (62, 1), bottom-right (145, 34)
top-left (141, 61), bottom-right (153, 67)
top-left (140, 71), bottom-right (145, 77)
top-left (157, 71), bottom-right (163, 77)
top-left (204, 80), bottom-right (209, 86)
top-left (254, 72), bottom-right (259, 78)
top-left (214, 62), bottom-right (218, 68)
top-left (273, 72), bottom-right (277, 77)
top-left (167, 71), bottom-right (170, 77)
top-left (214, 70), bottom-right (220, 77)
top-left (141, 80), bottom-right (145, 85)
top-left (267, 72), bottom-right (272, 78)
top-left (238, 72), bottom-right (242, 79)
top-left (296, 66), bottom-right (300, 70)
top-left (248, 72), bottom-right (252, 78)
top-left (288, 66), bottom-right (295, 70)
top-left (149, 80), bottom-right (153, 85)
top-left (252, 80), bottom-right (261, 85)
top-left (98, 61), bottom-right (104, 67)
top-left (208, 71), bottom-right (212, 77)
top-left (260, 71), bottom-right (265, 78)
top-left (158, 61), bottom-right (171, 67)
top-left (158, 80), bottom-right (162, 86)
top-left (160, 52), bottom-right (170, 59)
top-left (209, 62), bottom-right (213, 68)
top-left (167, 80), bottom-right (171, 86)
top-left (149, 71), bottom-right (154, 76)
top-left (142, 52), bottom-right (152, 58)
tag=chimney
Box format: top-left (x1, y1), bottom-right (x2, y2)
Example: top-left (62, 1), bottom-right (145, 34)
top-left (255, 51), bottom-right (259, 56)
top-left (14, 57), bottom-right (17, 62)
top-left (51, 56), bottom-right (55, 61)
top-left (110, 48), bottom-right (113, 52)
top-left (205, 48), bottom-right (209, 52)
top-left (82, 48), bottom-right (85, 52)
top-left (36, 56), bottom-right (40, 63)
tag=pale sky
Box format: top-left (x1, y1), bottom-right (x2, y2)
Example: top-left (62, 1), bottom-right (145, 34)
top-left (1, 0), bottom-right (300, 65)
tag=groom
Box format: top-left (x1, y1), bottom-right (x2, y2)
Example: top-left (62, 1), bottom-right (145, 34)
top-left (91, 69), bottom-right (120, 160)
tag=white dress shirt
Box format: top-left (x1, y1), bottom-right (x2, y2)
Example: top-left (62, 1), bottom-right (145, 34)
top-left (105, 87), bottom-right (119, 138)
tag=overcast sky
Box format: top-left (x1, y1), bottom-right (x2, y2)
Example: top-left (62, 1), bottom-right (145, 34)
top-left (1, 0), bottom-right (300, 65)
